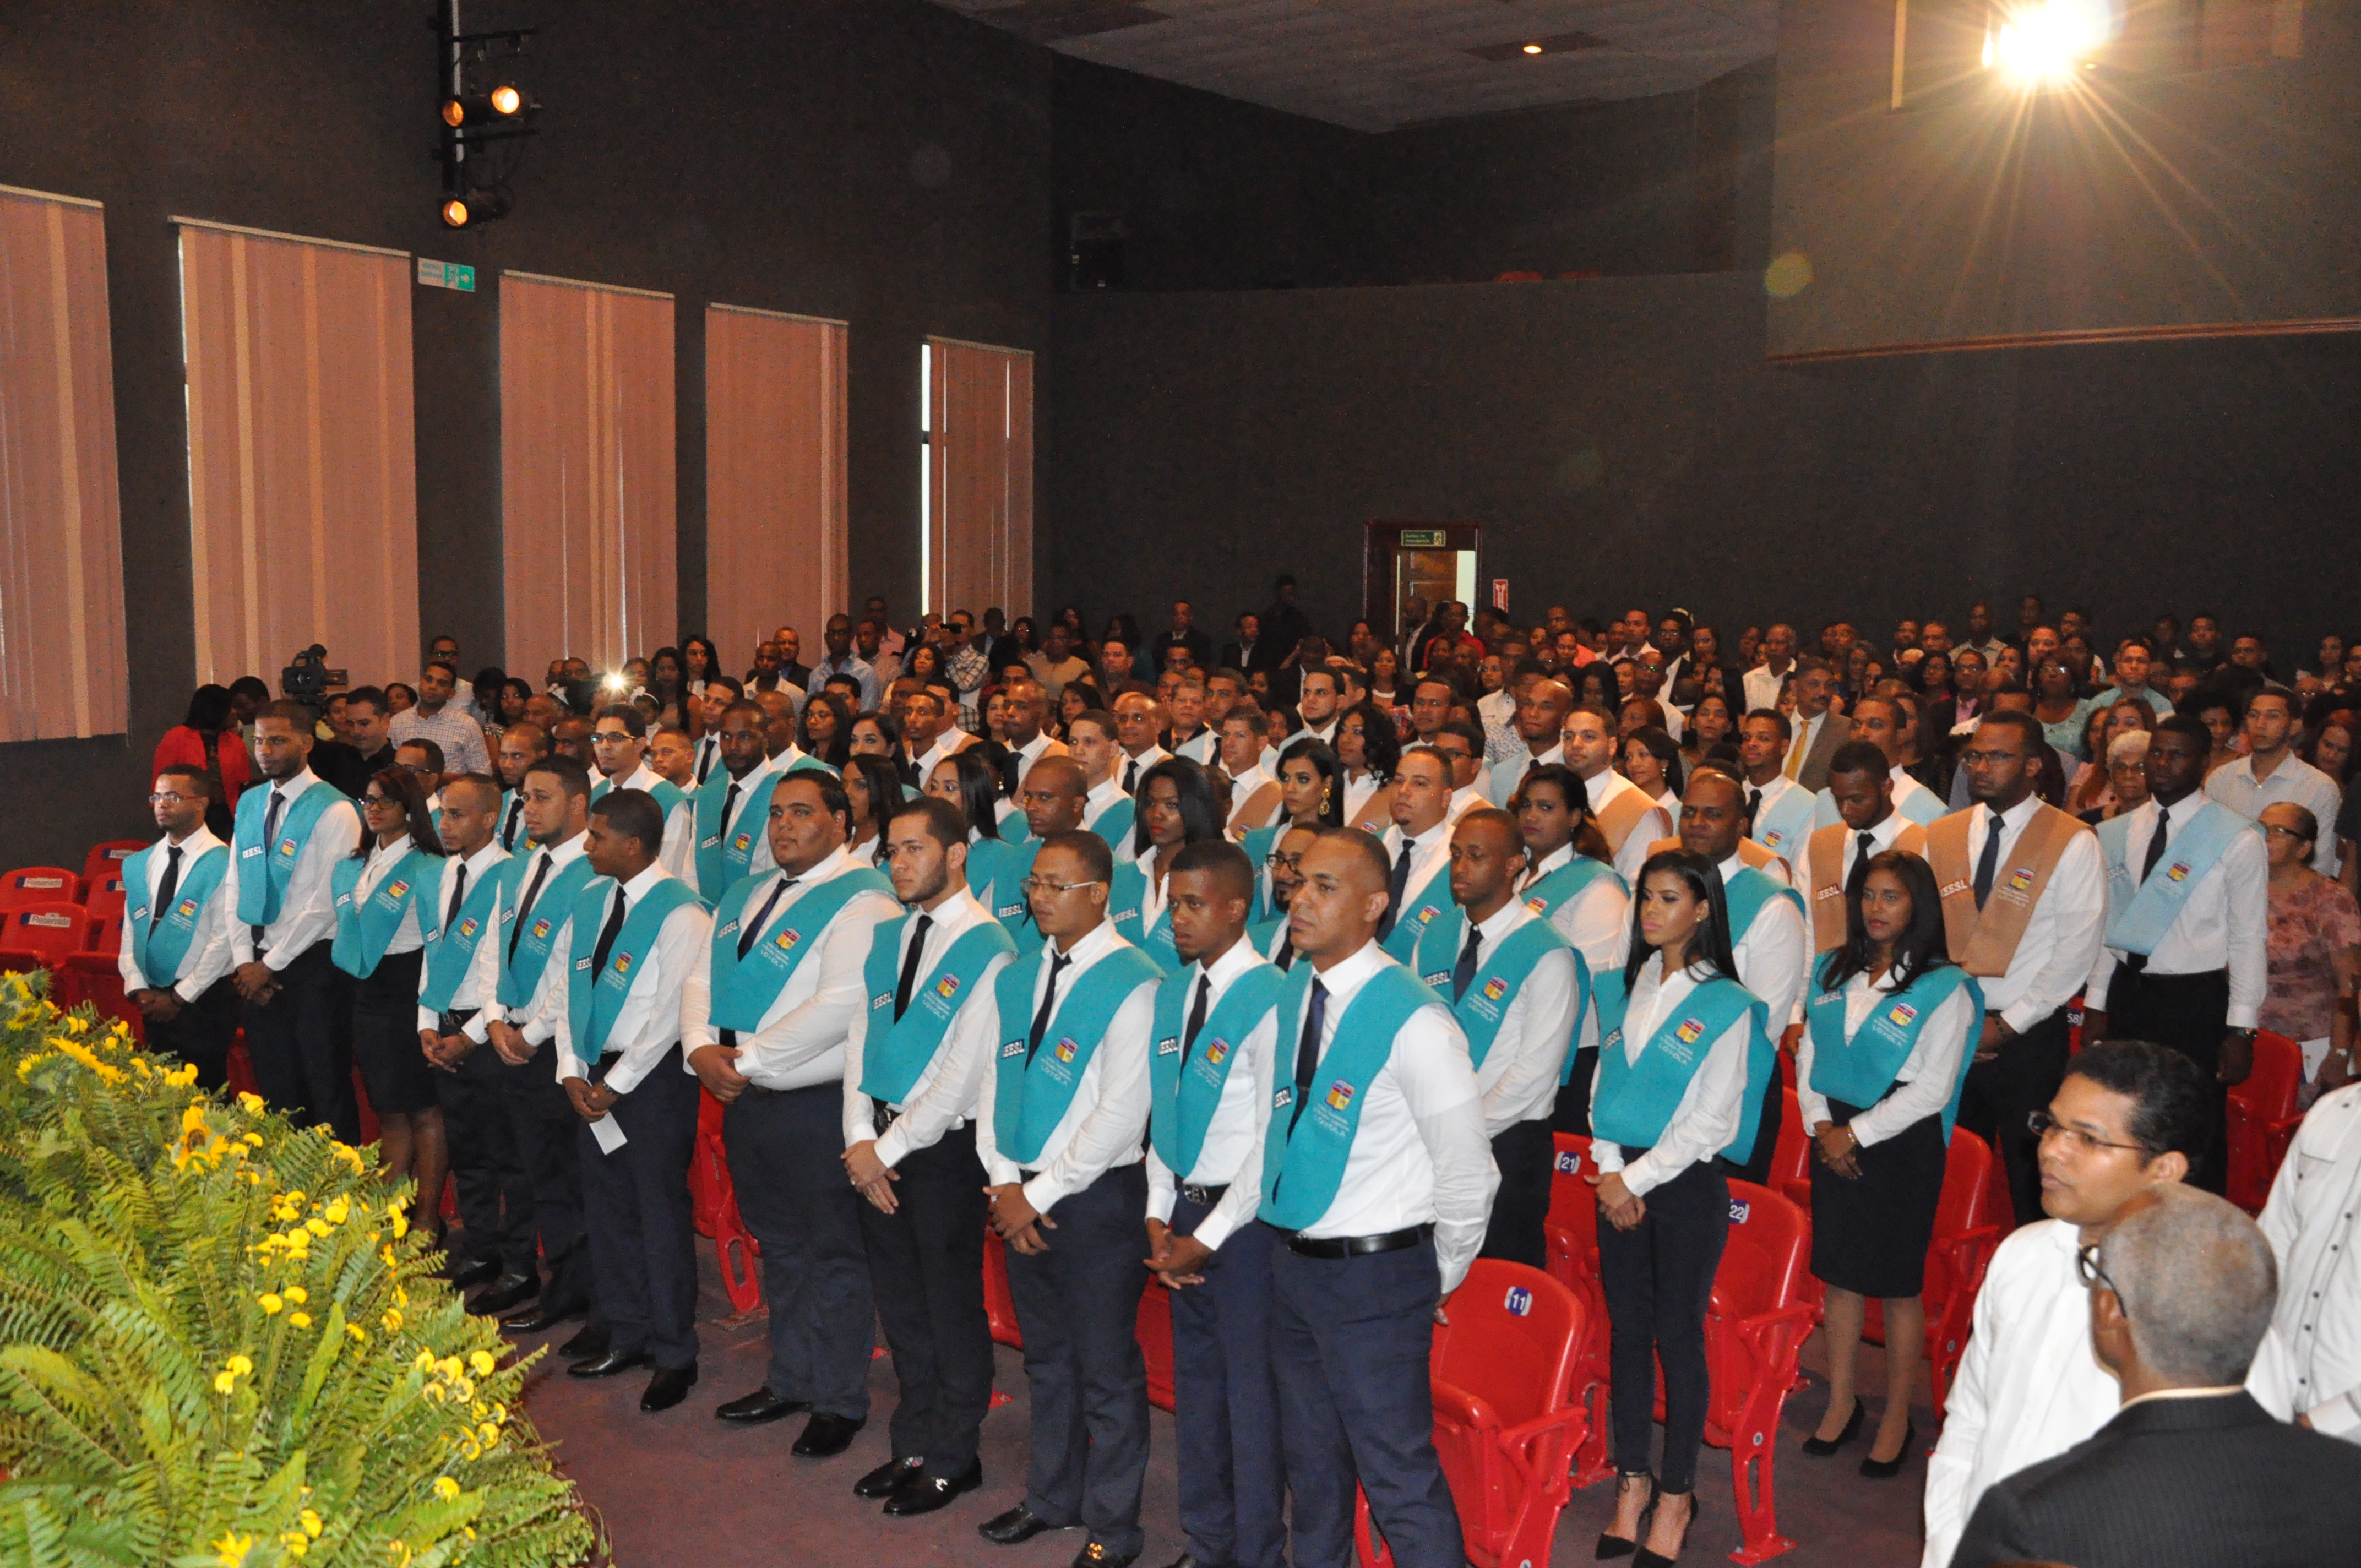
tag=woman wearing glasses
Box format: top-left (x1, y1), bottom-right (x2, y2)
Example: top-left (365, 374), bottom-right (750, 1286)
top-left (330, 765), bottom-right (450, 1248)
top-left (1796, 850), bottom-right (1982, 1478)
top-left (2258, 802), bottom-right (2361, 1098)
top-left (1586, 849), bottom-right (1772, 1567)
top-left (1106, 758), bottom-right (1224, 974)
top-left (1510, 763), bottom-right (1630, 1133)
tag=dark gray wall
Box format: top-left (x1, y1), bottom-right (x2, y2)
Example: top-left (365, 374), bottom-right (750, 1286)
top-left (0, 0), bottom-right (1052, 867)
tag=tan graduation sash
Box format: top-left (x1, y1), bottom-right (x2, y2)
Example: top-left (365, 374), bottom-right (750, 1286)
top-left (1925, 804), bottom-right (2084, 977)
top-left (1596, 788), bottom-right (1658, 854)
top-left (1645, 834), bottom-right (1781, 873)
top-left (1804, 820), bottom-right (1929, 951)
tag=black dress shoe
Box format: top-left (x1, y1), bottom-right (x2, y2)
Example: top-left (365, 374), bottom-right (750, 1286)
top-left (555, 1324), bottom-right (610, 1360)
top-left (466, 1273), bottom-right (540, 1318)
top-left (1800, 1397), bottom-right (1864, 1457)
top-left (791, 1411), bottom-right (865, 1458)
top-left (446, 1256), bottom-right (503, 1291)
top-left (565, 1348), bottom-right (652, 1379)
top-left (883, 1458), bottom-right (983, 1517)
top-left (856, 1455), bottom-right (924, 1498)
top-left (640, 1364), bottom-right (698, 1413)
top-left (717, 1389), bottom-right (811, 1426)
top-left (980, 1502), bottom-right (1070, 1545)
top-left (1071, 1543), bottom-right (1138, 1568)
top-left (1860, 1422), bottom-right (1916, 1480)
top-left (501, 1299), bottom-right (588, 1335)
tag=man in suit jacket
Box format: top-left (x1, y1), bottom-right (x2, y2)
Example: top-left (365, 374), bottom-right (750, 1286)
top-left (1955, 1185), bottom-right (2361, 1568)
top-left (1218, 611), bottom-right (1280, 675)
top-left (1788, 657), bottom-right (1852, 791)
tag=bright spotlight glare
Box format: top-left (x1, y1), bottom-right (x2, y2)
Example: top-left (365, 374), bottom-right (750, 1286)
top-left (1985, 0), bottom-right (2111, 85)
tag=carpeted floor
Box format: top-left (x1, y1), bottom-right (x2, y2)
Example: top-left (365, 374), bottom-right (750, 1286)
top-left (519, 1239), bottom-right (1933, 1567)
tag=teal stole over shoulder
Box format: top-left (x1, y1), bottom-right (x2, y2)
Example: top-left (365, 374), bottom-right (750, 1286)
top-left (1413, 906), bottom-right (1575, 1069)
top-left (1149, 959), bottom-right (1285, 1175)
top-left (1241, 824), bottom-right (1282, 922)
top-left (329, 850), bottom-right (441, 977)
top-left (991, 944), bottom-right (1163, 1167)
top-left (692, 763), bottom-right (778, 901)
top-left (565, 876), bottom-right (700, 1058)
top-left (125, 842), bottom-right (229, 987)
top-left (232, 781), bottom-right (345, 927)
top-left (1089, 796), bottom-right (1136, 858)
top-left (420, 856), bottom-right (527, 1013)
top-left (2096, 800), bottom-right (2253, 955)
top-left (1806, 957), bottom-right (1984, 1140)
top-left (965, 836), bottom-right (1022, 923)
top-left (1723, 865), bottom-right (1805, 943)
top-left (706, 866), bottom-right (893, 1033)
top-left (858, 914), bottom-right (1016, 1106)
top-left (1590, 968), bottom-right (1768, 1159)
top-left (496, 853), bottom-right (599, 1010)
top-left (1249, 916), bottom-right (1291, 966)
top-left (1751, 786), bottom-right (1816, 859)
top-left (1108, 859), bottom-right (1180, 974)
top-left (1258, 961), bottom-right (1439, 1230)
top-left (592, 773), bottom-right (688, 816)
top-left (786, 752), bottom-right (838, 776)
top-left (1521, 854), bottom-right (1623, 921)
top-left (1379, 859), bottom-right (1454, 964)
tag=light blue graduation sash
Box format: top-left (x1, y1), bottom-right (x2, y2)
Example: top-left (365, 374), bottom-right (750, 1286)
top-left (857, 915), bottom-right (1016, 1106)
top-left (786, 753), bottom-right (838, 776)
top-left (1380, 852), bottom-right (1454, 964)
top-left (1590, 969), bottom-right (1767, 1159)
top-left (1751, 785), bottom-right (1816, 859)
top-left (419, 856), bottom-right (527, 1013)
top-left (1089, 796), bottom-right (1136, 858)
top-left (592, 773), bottom-right (688, 817)
top-left (1520, 854), bottom-right (1623, 921)
top-left (1241, 824), bottom-right (1282, 923)
top-left (1413, 907), bottom-right (1574, 1068)
top-left (1250, 916), bottom-right (1291, 965)
top-left (496, 853), bottom-right (599, 1010)
top-left (965, 835), bottom-right (1020, 919)
top-left (991, 838), bottom-right (1046, 960)
top-left (692, 764), bottom-right (778, 901)
top-left (125, 842), bottom-right (229, 987)
top-left (1723, 865), bottom-right (1806, 944)
top-left (706, 866), bottom-right (894, 1033)
top-left (992, 944), bottom-right (1163, 1167)
top-left (1107, 861), bottom-right (1181, 974)
top-left (1149, 959), bottom-right (1284, 1176)
top-left (232, 781), bottom-right (345, 927)
top-left (329, 849), bottom-right (441, 978)
top-left (565, 875), bottom-right (700, 1058)
top-left (1258, 961), bottom-right (1439, 1230)
top-left (2097, 800), bottom-right (2253, 956)
top-left (1805, 958), bottom-right (1984, 1140)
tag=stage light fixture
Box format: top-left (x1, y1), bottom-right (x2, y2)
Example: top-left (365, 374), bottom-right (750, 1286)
top-left (442, 190), bottom-right (510, 228)
top-left (435, 1), bottom-right (541, 228)
top-left (1522, 42), bottom-right (1542, 53)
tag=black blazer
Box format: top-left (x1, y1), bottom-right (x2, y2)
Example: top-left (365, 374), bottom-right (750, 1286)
top-left (1954, 1391), bottom-right (2361, 1568)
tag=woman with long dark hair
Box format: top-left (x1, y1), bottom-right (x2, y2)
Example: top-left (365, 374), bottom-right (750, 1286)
top-left (1797, 850), bottom-right (1981, 1479)
top-left (1587, 848), bottom-right (1770, 1566)
top-left (1334, 700), bottom-right (1401, 832)
top-left (1620, 726), bottom-right (1684, 817)
top-left (679, 635), bottom-right (719, 697)
top-left (1110, 757), bottom-right (1223, 972)
top-left (155, 683), bottom-right (253, 835)
top-left (330, 766), bottom-right (450, 1245)
top-left (1238, 738), bottom-right (1344, 921)
top-left (1511, 764), bottom-right (1630, 1130)
top-left (798, 690), bottom-right (856, 769)
top-left (926, 750), bottom-right (1020, 908)
top-left (844, 753), bottom-right (909, 867)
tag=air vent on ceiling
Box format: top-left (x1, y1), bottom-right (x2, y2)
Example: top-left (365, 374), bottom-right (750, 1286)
top-left (1466, 31), bottom-right (1608, 61)
top-left (981, 1), bottom-right (1170, 41)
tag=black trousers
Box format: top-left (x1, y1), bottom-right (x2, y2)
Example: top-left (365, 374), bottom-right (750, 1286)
top-left (1003, 1161), bottom-right (1152, 1559)
top-left (1597, 1155), bottom-right (1728, 1494)
top-left (1959, 1007), bottom-right (2071, 1225)
top-left (1552, 1047), bottom-right (1597, 1136)
top-left (1724, 1062), bottom-right (1783, 1187)
top-left (501, 1036), bottom-right (594, 1310)
top-left (145, 977), bottom-right (241, 1091)
top-left (2108, 967), bottom-right (2232, 1194)
top-left (859, 1124), bottom-right (994, 1474)
top-left (723, 1083), bottom-right (873, 1420)
top-left (241, 941), bottom-right (359, 1143)
top-left (1168, 1202), bottom-right (1286, 1568)
top-left (435, 1033), bottom-right (537, 1272)
top-left (579, 1046), bottom-right (700, 1369)
top-left (1479, 1118), bottom-right (1554, 1269)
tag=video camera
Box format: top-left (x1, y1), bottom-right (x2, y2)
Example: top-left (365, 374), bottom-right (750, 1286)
top-left (281, 644), bottom-right (330, 708)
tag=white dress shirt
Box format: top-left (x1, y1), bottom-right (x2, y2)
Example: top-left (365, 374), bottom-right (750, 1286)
top-left (2251, 1083), bottom-right (2361, 1439)
top-left (1586, 767), bottom-right (1664, 885)
top-left (1281, 940), bottom-right (1498, 1293)
top-left (1445, 780), bottom-right (1486, 824)
top-left (1921, 1219), bottom-right (2120, 1568)
top-left (411, 840), bottom-right (513, 1043)
top-left (2084, 796), bottom-right (2268, 1026)
top-left (1133, 843), bottom-right (1172, 932)
top-left (1488, 742), bottom-right (1565, 809)
top-left (603, 761), bottom-right (700, 879)
top-left (1380, 816), bottom-right (1454, 919)
top-left (1144, 936), bottom-right (1282, 1251)
top-left (1794, 967), bottom-right (1977, 1145)
top-left (1459, 901), bottom-right (1580, 1135)
top-left (976, 918), bottom-right (1160, 1215)
top-left (1118, 744), bottom-right (1172, 794)
top-left (225, 770), bottom-right (362, 968)
top-left (2206, 752), bottom-right (2343, 875)
top-left (1171, 727), bottom-right (1217, 766)
top-left (350, 834), bottom-right (428, 957)
top-left (840, 887), bottom-right (1014, 1167)
top-left (1343, 770), bottom-right (1383, 825)
top-left (1720, 850), bottom-right (1805, 1029)
top-left (1588, 954), bottom-right (1752, 1197)
top-left (119, 826), bottom-right (236, 999)
top-left (911, 731), bottom-right (976, 783)
top-left (505, 831), bottom-right (590, 1030)
top-left (1224, 764), bottom-right (1274, 831)
top-left (539, 862), bottom-right (712, 1095)
top-left (1960, 796), bottom-right (2108, 1033)
top-left (679, 847), bottom-right (900, 1092)
top-left (691, 732), bottom-right (723, 787)
top-left (1742, 662), bottom-right (1793, 716)
top-left (1083, 775), bottom-right (1138, 863)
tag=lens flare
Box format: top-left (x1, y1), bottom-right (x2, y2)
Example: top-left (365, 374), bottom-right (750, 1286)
top-left (1985, 0), bottom-right (2113, 85)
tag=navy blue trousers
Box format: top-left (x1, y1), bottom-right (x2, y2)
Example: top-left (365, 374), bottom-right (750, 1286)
top-left (1169, 1205), bottom-right (1287, 1568)
top-left (725, 1082), bottom-right (874, 1420)
top-left (579, 1047), bottom-right (700, 1370)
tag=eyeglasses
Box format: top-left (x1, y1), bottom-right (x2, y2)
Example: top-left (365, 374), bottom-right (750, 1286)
top-left (147, 792), bottom-right (195, 805)
top-left (2027, 1109), bottom-right (2148, 1157)
top-left (362, 795), bottom-right (400, 811)
top-left (2074, 1242), bottom-right (2125, 1306)
top-left (1958, 749), bottom-right (2026, 767)
top-left (2263, 823), bottom-right (2315, 842)
top-left (1019, 877), bottom-right (1105, 896)
top-left (1265, 851), bottom-right (1304, 872)
top-left (591, 731), bottom-right (634, 745)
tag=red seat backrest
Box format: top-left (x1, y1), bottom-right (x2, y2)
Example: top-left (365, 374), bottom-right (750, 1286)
top-left (2232, 1033), bottom-right (2303, 1126)
top-left (2, 903), bottom-right (89, 966)
top-left (56, 954), bottom-right (140, 1040)
top-left (82, 841), bottom-right (145, 890)
top-left (0, 868), bottom-right (82, 910)
top-left (1770, 1088), bottom-right (1809, 1191)
top-left (1935, 1128), bottom-right (1996, 1239)
top-left (1719, 1179), bottom-right (1811, 1319)
top-left (1547, 1133), bottom-right (1602, 1268)
top-left (85, 875), bottom-right (127, 924)
top-left (1434, 1260), bottom-right (1581, 1431)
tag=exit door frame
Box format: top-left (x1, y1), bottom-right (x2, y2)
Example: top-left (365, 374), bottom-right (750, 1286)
top-left (1363, 520), bottom-right (1483, 634)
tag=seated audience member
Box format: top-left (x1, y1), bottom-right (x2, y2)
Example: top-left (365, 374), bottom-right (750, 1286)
top-left (1955, 1187), bottom-right (2361, 1568)
top-left (2078, 729), bottom-right (2151, 825)
top-left (2257, 803), bottom-right (2361, 1096)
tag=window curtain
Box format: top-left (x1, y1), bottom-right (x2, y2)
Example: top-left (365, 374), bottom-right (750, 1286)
top-left (926, 337), bottom-right (1033, 620)
top-left (0, 186), bottom-right (129, 739)
top-left (499, 271), bottom-right (676, 675)
top-left (177, 219), bottom-right (418, 695)
top-left (704, 304), bottom-right (847, 671)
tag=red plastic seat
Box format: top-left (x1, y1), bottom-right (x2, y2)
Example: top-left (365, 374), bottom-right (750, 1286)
top-left (1693, 1181), bottom-right (1816, 1564)
top-left (1543, 1131), bottom-right (1614, 1486)
top-left (1137, 1278), bottom-right (1176, 1413)
top-left (82, 840), bottom-right (145, 891)
top-left (53, 953), bottom-right (140, 1041)
top-left (983, 1228), bottom-right (1023, 1349)
top-left (1769, 1088), bottom-right (1808, 1195)
top-left (687, 1090), bottom-right (761, 1314)
top-left (88, 910), bottom-right (124, 956)
top-left (0, 868), bottom-right (83, 908)
top-left (2228, 1032), bottom-right (2303, 1213)
top-left (1847, 1129), bottom-right (2006, 1422)
top-left (84, 873), bottom-right (126, 927)
top-left (1, 903), bottom-right (89, 967)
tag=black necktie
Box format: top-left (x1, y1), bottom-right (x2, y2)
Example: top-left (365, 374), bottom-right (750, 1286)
top-left (1451, 922), bottom-right (1483, 1002)
top-left (500, 796), bottom-right (523, 850)
top-left (1027, 950), bottom-right (1074, 1060)
top-left (893, 913), bottom-right (933, 1021)
top-left (253, 789), bottom-right (286, 942)
top-left (589, 887), bottom-right (628, 979)
top-left (1744, 787), bottom-right (1762, 834)
top-left (509, 851), bottom-right (552, 961)
top-left (1276, 932), bottom-right (1297, 970)
top-left (1846, 830), bottom-right (1875, 900)
top-left (444, 862), bottom-right (469, 930)
top-left (697, 738), bottom-right (716, 785)
top-left (1290, 978), bottom-right (1329, 1132)
top-left (738, 875), bottom-right (796, 960)
top-left (720, 779), bottom-right (742, 839)
top-left (1123, 757), bottom-right (1139, 794)
top-left (1382, 839), bottom-right (1415, 937)
top-left (151, 845), bottom-right (183, 932)
top-left (1972, 807), bottom-right (2005, 910)
top-left (1182, 972), bottom-right (1212, 1061)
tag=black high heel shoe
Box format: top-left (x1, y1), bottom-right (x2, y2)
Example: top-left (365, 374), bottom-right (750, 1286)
top-left (1860, 1421), bottom-right (1917, 1479)
top-left (1633, 1487), bottom-right (1694, 1568)
top-left (1595, 1472), bottom-right (1656, 1559)
top-left (1800, 1397), bottom-right (1864, 1457)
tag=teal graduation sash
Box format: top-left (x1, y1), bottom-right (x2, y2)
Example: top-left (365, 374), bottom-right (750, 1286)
top-left (420, 855), bottom-right (527, 1014)
top-left (1149, 959), bottom-right (1285, 1176)
top-left (1379, 852), bottom-right (1454, 963)
top-left (1258, 961), bottom-right (1439, 1231)
top-left (1723, 865), bottom-right (1806, 944)
top-left (592, 773), bottom-right (688, 817)
top-left (1090, 796), bottom-right (1136, 858)
top-left (496, 853), bottom-right (599, 1010)
top-left (1805, 957), bottom-right (1984, 1140)
top-left (329, 848), bottom-right (441, 978)
top-left (496, 788), bottom-right (527, 852)
top-left (786, 752), bottom-right (838, 776)
top-left (1413, 907), bottom-right (1574, 1069)
top-left (2097, 800), bottom-right (2253, 956)
top-left (857, 916), bottom-right (1017, 1106)
top-left (1107, 861), bottom-right (1181, 974)
top-left (565, 875), bottom-right (700, 1059)
top-left (1520, 854), bottom-right (1623, 921)
top-left (1751, 785), bottom-right (1816, 858)
top-left (1590, 968), bottom-right (1768, 1160)
top-left (965, 835), bottom-right (1021, 921)
top-left (706, 865), bottom-right (894, 1033)
top-left (991, 944), bottom-right (1163, 1168)
top-left (1241, 824), bottom-right (1281, 923)
top-left (692, 763), bottom-right (779, 901)
top-left (1250, 916), bottom-right (1291, 966)
top-left (232, 781), bottom-right (346, 927)
top-left (125, 842), bottom-right (229, 987)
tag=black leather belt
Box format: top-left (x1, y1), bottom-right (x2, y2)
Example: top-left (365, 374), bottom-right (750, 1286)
top-left (437, 1006), bottom-right (478, 1034)
top-left (873, 1105), bottom-right (902, 1134)
top-left (1282, 1222), bottom-right (1432, 1259)
top-left (1180, 1182), bottom-right (1227, 1206)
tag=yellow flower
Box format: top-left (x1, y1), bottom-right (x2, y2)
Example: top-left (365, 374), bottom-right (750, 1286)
top-left (477, 1421), bottom-right (500, 1444)
top-left (346, 1324), bottom-right (368, 1343)
top-left (289, 1311), bottom-right (312, 1329)
top-left (324, 1196), bottom-right (350, 1224)
top-left (226, 1355), bottom-right (253, 1376)
top-left (280, 1533), bottom-right (309, 1558)
top-left (304, 1217), bottom-right (331, 1238)
top-left (237, 1091), bottom-right (264, 1114)
top-left (283, 1286), bottom-right (307, 1304)
top-left (380, 1245), bottom-right (397, 1266)
top-left (467, 1351), bottom-right (495, 1377)
top-left (333, 1142), bottom-right (366, 1173)
top-left (258, 1294), bottom-right (284, 1315)
top-left (212, 1530), bottom-right (253, 1567)
top-left (414, 1349), bottom-right (436, 1370)
top-left (387, 1541), bottom-right (410, 1567)
top-left (393, 1286), bottom-right (408, 1306)
top-left (432, 1476), bottom-right (461, 1500)
top-left (382, 1308), bottom-right (403, 1332)
top-left (298, 1509), bottom-right (323, 1538)
top-left (460, 1438), bottom-right (481, 1461)
top-left (242, 1131), bottom-right (264, 1147)
top-left (214, 1371), bottom-right (237, 1395)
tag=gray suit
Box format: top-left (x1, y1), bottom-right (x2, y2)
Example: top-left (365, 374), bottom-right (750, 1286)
top-left (1792, 710), bottom-right (1852, 792)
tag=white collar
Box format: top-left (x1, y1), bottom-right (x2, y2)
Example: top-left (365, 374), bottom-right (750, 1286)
top-left (617, 861), bottom-right (674, 904)
top-left (1716, 851), bottom-right (1748, 883)
top-left (781, 845), bottom-right (857, 888)
top-left (456, 840), bottom-right (511, 878)
top-left (1305, 938), bottom-right (1389, 996)
top-left (1470, 898), bottom-right (1533, 943)
top-left (263, 767), bottom-right (322, 800)
top-left (1086, 775), bottom-right (1129, 809)
top-left (1047, 914), bottom-right (1127, 967)
top-left (910, 885), bottom-right (988, 936)
top-left (1193, 932), bottom-right (1269, 992)
top-left (531, 830), bottom-right (589, 867)
top-left (161, 824), bottom-right (225, 857)
top-left (366, 832), bottom-right (416, 867)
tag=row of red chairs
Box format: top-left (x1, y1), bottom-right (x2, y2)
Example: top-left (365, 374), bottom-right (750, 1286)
top-left (0, 840), bottom-right (145, 909)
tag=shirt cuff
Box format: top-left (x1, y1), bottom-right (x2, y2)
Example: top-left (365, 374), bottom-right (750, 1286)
top-left (1190, 1208), bottom-right (1237, 1251)
top-left (2226, 1003), bottom-right (2260, 1030)
top-left (2308, 1390), bottom-right (2361, 1439)
top-left (1999, 999), bottom-right (2053, 1035)
top-left (874, 1124), bottom-right (911, 1169)
top-left (1020, 1172), bottom-right (1064, 1216)
top-left (2084, 976), bottom-right (2112, 1011)
top-left (173, 977), bottom-right (207, 1004)
top-left (264, 946), bottom-right (295, 973)
top-left (1619, 1151), bottom-right (1668, 1198)
top-left (1146, 1182), bottom-right (1177, 1225)
top-left (462, 1011), bottom-right (492, 1045)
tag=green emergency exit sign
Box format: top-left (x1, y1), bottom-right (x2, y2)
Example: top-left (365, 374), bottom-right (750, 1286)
top-left (1400, 530), bottom-right (1448, 547)
top-left (417, 258), bottom-right (476, 292)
